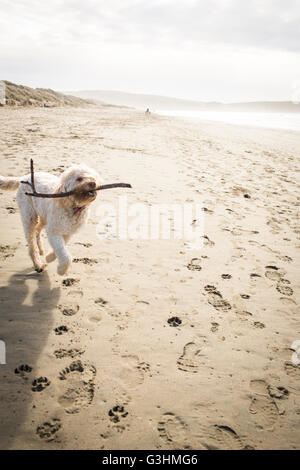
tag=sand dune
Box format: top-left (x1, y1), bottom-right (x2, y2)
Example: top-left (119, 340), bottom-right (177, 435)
top-left (0, 104), bottom-right (299, 449)
top-left (1, 81), bottom-right (93, 107)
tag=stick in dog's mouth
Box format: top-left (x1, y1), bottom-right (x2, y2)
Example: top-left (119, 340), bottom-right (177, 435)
top-left (21, 159), bottom-right (132, 198)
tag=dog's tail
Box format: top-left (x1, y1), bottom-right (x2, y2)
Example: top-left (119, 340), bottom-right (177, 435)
top-left (0, 176), bottom-right (22, 191)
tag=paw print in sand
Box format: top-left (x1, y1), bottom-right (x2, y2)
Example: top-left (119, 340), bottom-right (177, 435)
top-left (32, 376), bottom-right (51, 392)
top-left (36, 418), bottom-right (61, 441)
top-left (108, 405), bottom-right (128, 423)
top-left (14, 364), bottom-right (32, 377)
top-left (167, 316), bottom-right (182, 327)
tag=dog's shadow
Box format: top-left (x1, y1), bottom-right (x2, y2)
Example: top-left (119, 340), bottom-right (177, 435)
top-left (0, 268), bottom-right (60, 449)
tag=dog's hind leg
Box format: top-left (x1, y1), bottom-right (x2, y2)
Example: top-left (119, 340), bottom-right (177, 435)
top-left (36, 219), bottom-right (45, 256)
top-left (21, 212), bottom-right (46, 273)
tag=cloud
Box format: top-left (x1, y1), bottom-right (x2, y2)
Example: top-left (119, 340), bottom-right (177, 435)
top-left (0, 0), bottom-right (299, 101)
top-left (1, 0), bottom-right (299, 51)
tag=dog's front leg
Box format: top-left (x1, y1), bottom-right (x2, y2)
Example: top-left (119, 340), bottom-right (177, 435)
top-left (46, 234), bottom-right (71, 264)
top-left (47, 233), bottom-right (72, 276)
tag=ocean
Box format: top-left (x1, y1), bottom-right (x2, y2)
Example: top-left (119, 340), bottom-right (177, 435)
top-left (157, 110), bottom-right (300, 132)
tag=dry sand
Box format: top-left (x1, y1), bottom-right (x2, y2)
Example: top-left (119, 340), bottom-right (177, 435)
top-left (0, 105), bottom-right (299, 450)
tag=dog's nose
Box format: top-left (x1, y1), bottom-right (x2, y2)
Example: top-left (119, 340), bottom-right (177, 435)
top-left (88, 181), bottom-right (96, 189)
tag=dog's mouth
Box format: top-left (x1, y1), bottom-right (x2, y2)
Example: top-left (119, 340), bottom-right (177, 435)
top-left (72, 205), bottom-right (87, 216)
top-left (79, 190), bottom-right (97, 201)
top-left (72, 191), bottom-right (97, 215)
top-left (73, 181), bottom-right (97, 203)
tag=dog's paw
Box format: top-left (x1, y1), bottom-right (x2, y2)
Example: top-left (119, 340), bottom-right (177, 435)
top-left (35, 264), bottom-right (46, 273)
top-left (46, 252), bottom-right (56, 263)
top-left (57, 262), bottom-right (71, 276)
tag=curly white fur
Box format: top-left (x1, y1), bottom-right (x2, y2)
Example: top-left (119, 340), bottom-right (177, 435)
top-left (0, 165), bottom-right (102, 275)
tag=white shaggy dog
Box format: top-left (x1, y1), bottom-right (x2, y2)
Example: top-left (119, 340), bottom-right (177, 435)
top-left (0, 165), bottom-right (101, 275)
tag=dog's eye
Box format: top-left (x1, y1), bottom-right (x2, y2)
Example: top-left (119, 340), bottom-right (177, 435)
top-left (76, 177), bottom-right (83, 182)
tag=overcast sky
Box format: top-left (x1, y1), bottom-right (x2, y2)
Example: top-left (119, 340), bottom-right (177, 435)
top-left (1, 0), bottom-right (300, 102)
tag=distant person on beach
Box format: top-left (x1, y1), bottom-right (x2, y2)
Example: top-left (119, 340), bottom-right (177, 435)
top-left (145, 108), bottom-right (151, 115)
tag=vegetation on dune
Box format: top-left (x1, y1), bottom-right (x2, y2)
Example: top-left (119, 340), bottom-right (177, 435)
top-left (1, 80), bottom-right (94, 107)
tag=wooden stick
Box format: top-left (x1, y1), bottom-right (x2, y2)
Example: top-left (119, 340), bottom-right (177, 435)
top-left (30, 159), bottom-right (36, 193)
top-left (24, 182), bottom-right (132, 198)
top-left (21, 160), bottom-right (132, 198)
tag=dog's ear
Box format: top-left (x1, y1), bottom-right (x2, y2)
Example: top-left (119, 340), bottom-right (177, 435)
top-left (55, 171), bottom-right (68, 194)
top-left (54, 173), bottom-right (74, 208)
top-left (56, 168), bottom-right (75, 194)
top-left (55, 182), bottom-right (65, 194)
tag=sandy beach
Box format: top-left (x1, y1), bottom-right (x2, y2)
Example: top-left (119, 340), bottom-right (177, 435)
top-left (0, 104), bottom-right (299, 450)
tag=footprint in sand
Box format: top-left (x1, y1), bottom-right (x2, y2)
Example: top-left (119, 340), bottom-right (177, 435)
top-left (0, 245), bottom-right (17, 261)
top-left (278, 255), bottom-right (292, 263)
top-left (276, 281), bottom-right (293, 296)
top-left (280, 297), bottom-right (296, 305)
top-left (67, 289), bottom-right (83, 298)
top-left (202, 235), bottom-right (215, 247)
top-left (177, 342), bottom-right (203, 373)
top-left (54, 325), bottom-right (69, 335)
top-left (94, 297), bottom-right (115, 317)
top-left (6, 206), bottom-right (16, 214)
top-left (137, 362), bottom-right (151, 373)
top-left (204, 285), bottom-right (231, 313)
top-left (199, 425), bottom-right (249, 450)
top-left (14, 364), bottom-right (32, 378)
top-left (157, 412), bottom-right (191, 449)
top-left (284, 362), bottom-right (300, 378)
top-left (167, 316), bottom-right (182, 327)
top-left (264, 265), bottom-right (285, 281)
top-left (36, 418), bottom-right (62, 441)
top-left (108, 405), bottom-right (128, 423)
top-left (250, 379), bottom-right (269, 395)
top-left (267, 385), bottom-right (289, 400)
top-left (94, 298), bottom-right (129, 327)
top-left (221, 274), bottom-right (232, 280)
top-left (249, 380), bottom-right (279, 429)
top-left (236, 310), bottom-right (253, 321)
top-left (250, 273), bottom-right (262, 279)
top-left (58, 303), bottom-right (79, 316)
top-left (264, 266), bottom-right (294, 296)
top-left (73, 257), bottom-right (98, 265)
top-left (32, 377), bottom-right (51, 392)
top-left (211, 322), bottom-right (219, 333)
top-left (62, 278), bottom-right (79, 287)
top-left (202, 207), bottom-right (214, 214)
top-left (54, 348), bottom-right (84, 359)
top-left (249, 396), bottom-right (279, 429)
top-left (57, 360), bottom-right (96, 414)
top-left (89, 315), bottom-right (102, 323)
top-left (187, 258), bottom-right (202, 271)
top-left (117, 355), bottom-right (150, 389)
top-left (249, 242), bottom-right (293, 264)
top-left (95, 298), bottom-right (108, 306)
top-left (106, 399), bottom-right (131, 433)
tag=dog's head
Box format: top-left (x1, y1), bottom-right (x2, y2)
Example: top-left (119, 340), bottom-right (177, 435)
top-left (56, 165), bottom-right (102, 209)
